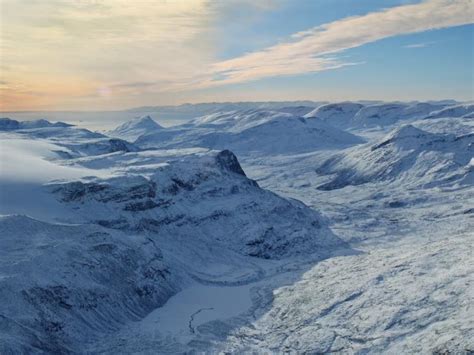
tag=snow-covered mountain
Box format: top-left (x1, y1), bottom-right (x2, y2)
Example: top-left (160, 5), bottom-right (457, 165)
top-left (0, 117), bottom-right (104, 140)
top-left (425, 103), bottom-right (474, 119)
top-left (108, 115), bottom-right (163, 142)
top-left (59, 138), bottom-right (138, 157)
top-left (126, 101), bottom-right (323, 118)
top-left (0, 214), bottom-right (178, 353)
top-left (0, 117), bottom-right (73, 130)
top-left (316, 124), bottom-right (473, 190)
top-left (49, 149), bottom-right (343, 259)
top-left (351, 102), bottom-right (447, 127)
top-left (135, 109), bottom-right (365, 154)
top-left (0, 118), bottom-right (138, 159)
top-left (303, 101), bottom-right (453, 129)
top-left (0, 102), bottom-right (327, 131)
top-left (275, 105), bottom-right (316, 116)
top-left (0, 128), bottom-right (347, 352)
top-left (304, 102), bottom-right (364, 128)
top-left (1, 101), bottom-right (472, 353)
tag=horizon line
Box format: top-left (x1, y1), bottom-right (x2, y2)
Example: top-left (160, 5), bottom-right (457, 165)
top-left (0, 98), bottom-right (468, 113)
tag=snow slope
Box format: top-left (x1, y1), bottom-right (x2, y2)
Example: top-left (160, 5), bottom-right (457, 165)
top-left (219, 227), bottom-right (473, 353)
top-left (315, 124), bottom-right (473, 190)
top-left (0, 215), bottom-right (178, 353)
top-left (0, 133), bottom-right (111, 221)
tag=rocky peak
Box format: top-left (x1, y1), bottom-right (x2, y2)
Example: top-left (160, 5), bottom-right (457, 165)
top-left (215, 150), bottom-right (247, 176)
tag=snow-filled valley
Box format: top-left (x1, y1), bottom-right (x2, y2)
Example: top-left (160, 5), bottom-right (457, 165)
top-left (0, 101), bottom-right (473, 354)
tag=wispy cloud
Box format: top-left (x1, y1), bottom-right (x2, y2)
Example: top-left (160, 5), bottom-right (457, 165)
top-left (195, 0), bottom-right (472, 88)
top-left (403, 41), bottom-right (436, 48)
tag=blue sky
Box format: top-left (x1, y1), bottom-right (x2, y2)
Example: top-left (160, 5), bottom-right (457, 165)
top-left (1, 0), bottom-right (473, 110)
top-left (214, 0), bottom-right (423, 59)
top-left (202, 0), bottom-right (473, 103)
top-left (213, 24), bottom-right (474, 102)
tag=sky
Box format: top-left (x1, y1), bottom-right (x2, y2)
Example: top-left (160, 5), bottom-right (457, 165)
top-left (0, 0), bottom-right (473, 111)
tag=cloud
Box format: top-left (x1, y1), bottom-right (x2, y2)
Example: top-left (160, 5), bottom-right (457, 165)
top-left (196, 0), bottom-right (473, 88)
top-left (0, 0), bottom-right (216, 109)
top-left (403, 41), bottom-right (436, 48)
top-left (1, 0), bottom-right (472, 110)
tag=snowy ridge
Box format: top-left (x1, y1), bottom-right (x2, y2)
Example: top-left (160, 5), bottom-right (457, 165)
top-left (189, 109), bottom-right (294, 129)
top-left (275, 105), bottom-right (316, 116)
top-left (0, 117), bottom-right (73, 130)
top-left (135, 109), bottom-right (365, 154)
top-left (303, 101), bottom-right (455, 129)
top-left (126, 101), bottom-right (323, 116)
top-left (0, 118), bottom-right (104, 140)
top-left (351, 102), bottom-right (447, 127)
top-left (425, 103), bottom-right (474, 119)
top-left (49, 149), bottom-right (343, 259)
top-left (304, 102), bottom-right (364, 127)
top-left (58, 138), bottom-right (138, 158)
top-left (316, 124), bottom-right (473, 190)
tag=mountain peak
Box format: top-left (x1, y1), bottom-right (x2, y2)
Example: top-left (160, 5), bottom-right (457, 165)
top-left (108, 115), bottom-right (163, 141)
top-left (215, 149), bottom-right (247, 176)
top-left (371, 125), bottom-right (435, 151)
top-left (21, 119), bottom-right (73, 129)
top-left (0, 117), bottom-right (20, 130)
top-left (138, 115), bottom-right (157, 123)
top-left (113, 115), bottom-right (163, 131)
top-left (128, 115), bottom-right (162, 129)
top-left (390, 124), bottom-right (427, 139)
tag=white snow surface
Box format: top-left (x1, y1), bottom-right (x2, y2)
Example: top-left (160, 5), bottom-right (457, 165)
top-left (0, 103), bottom-right (473, 354)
